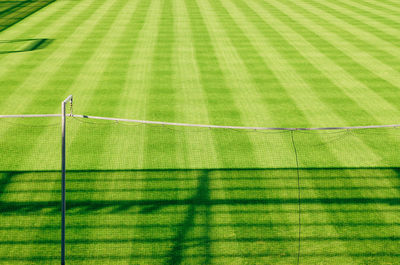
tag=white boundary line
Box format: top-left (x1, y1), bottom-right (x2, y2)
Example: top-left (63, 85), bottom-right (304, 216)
top-left (0, 114), bottom-right (61, 118)
top-left (0, 113), bottom-right (399, 130)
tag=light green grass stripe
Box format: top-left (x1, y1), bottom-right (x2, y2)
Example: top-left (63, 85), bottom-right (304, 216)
top-left (195, 0), bottom-right (287, 168)
top-left (339, 0), bottom-right (400, 28)
top-left (361, 0), bottom-right (400, 13)
top-left (275, 0), bottom-right (400, 111)
top-left (192, 0), bottom-right (279, 128)
top-left (251, 0), bottom-right (400, 124)
top-left (0, 0), bottom-right (109, 114)
top-left (305, 0), bottom-right (400, 58)
top-left (230, 0), bottom-right (374, 126)
top-left (0, 0), bottom-right (86, 85)
top-left (288, 0), bottom-right (400, 61)
top-left (322, 0), bottom-right (400, 41)
top-left (217, 0), bottom-right (341, 128)
top-left (79, 0), bottom-right (151, 117)
top-left (53, 0), bottom-right (141, 116)
top-left (223, 3), bottom-right (398, 261)
top-left (269, 0), bottom-right (400, 112)
top-left (0, 0), bottom-right (59, 36)
top-left (61, 0), bottom-right (142, 260)
top-left (228, 0), bottom-right (400, 183)
top-left (196, 0), bottom-right (297, 262)
top-left (125, 0), bottom-right (164, 261)
top-left (231, 0), bottom-right (400, 167)
top-left (143, 13), bottom-right (179, 265)
top-left (290, 0), bottom-right (400, 73)
top-left (3, 0), bottom-right (121, 115)
top-left (172, 0), bottom-right (210, 127)
top-left (0, 0), bottom-right (71, 41)
top-left (189, 0), bottom-right (258, 260)
top-left (147, 0), bottom-right (175, 122)
top-left (184, 0), bottom-right (262, 169)
top-left (246, 0), bottom-right (400, 162)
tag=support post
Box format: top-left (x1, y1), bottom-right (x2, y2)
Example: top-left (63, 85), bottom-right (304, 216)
top-left (61, 95), bottom-right (72, 265)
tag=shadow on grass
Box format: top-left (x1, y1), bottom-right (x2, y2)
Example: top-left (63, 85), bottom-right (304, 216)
top-left (0, 0), bottom-right (56, 32)
top-left (0, 167), bottom-right (399, 264)
top-left (0, 38), bottom-right (54, 54)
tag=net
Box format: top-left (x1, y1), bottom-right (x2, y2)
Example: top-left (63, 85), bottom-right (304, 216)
top-left (0, 113), bottom-right (399, 264)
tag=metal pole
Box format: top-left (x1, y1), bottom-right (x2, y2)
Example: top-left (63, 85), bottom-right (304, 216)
top-left (61, 95), bottom-right (72, 265)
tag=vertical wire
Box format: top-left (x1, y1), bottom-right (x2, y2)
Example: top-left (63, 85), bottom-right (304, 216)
top-left (290, 130), bottom-right (301, 265)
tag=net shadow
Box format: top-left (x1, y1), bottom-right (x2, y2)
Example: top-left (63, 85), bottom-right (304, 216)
top-left (0, 167), bottom-right (399, 264)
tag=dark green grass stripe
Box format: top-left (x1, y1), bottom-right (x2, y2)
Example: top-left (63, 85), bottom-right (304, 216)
top-left (187, 1), bottom-right (297, 262)
top-left (80, 0), bottom-right (152, 115)
top-left (207, 0), bottom-right (309, 127)
top-left (143, 0), bottom-right (180, 262)
top-left (43, 1), bottom-right (128, 99)
top-left (64, 3), bottom-right (155, 260)
top-left (0, 0), bottom-right (79, 64)
top-left (248, 0), bottom-right (400, 170)
top-left (335, 0), bottom-right (400, 29)
top-left (183, 0), bottom-right (241, 126)
top-left (147, 0), bottom-right (175, 122)
top-left (236, 1), bottom-right (400, 262)
top-left (0, 0), bottom-right (105, 110)
top-left (356, 0), bottom-right (400, 17)
top-left (184, 0), bottom-right (262, 168)
top-left (34, 0), bottom-right (129, 112)
top-left (260, 0), bottom-right (400, 113)
top-left (204, 1), bottom-right (301, 260)
top-left (233, 1), bottom-right (378, 261)
top-left (233, 0), bottom-right (374, 125)
top-left (306, 0), bottom-right (400, 52)
top-left (0, 0), bottom-right (55, 32)
top-left (0, 0), bottom-right (32, 16)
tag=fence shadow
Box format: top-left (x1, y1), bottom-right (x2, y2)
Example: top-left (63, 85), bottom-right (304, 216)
top-left (0, 167), bottom-right (399, 264)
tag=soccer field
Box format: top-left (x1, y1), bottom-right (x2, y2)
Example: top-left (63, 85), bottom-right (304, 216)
top-left (1, 0), bottom-right (400, 264)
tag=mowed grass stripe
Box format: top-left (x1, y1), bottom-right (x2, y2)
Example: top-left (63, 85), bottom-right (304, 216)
top-left (237, 1), bottom-right (400, 262)
top-left (305, 0), bottom-right (400, 62)
top-left (191, 0), bottom-right (296, 263)
top-left (143, 4), bottom-right (180, 261)
top-left (248, 0), bottom-right (400, 162)
top-left (38, 0), bottom-right (128, 113)
top-left (59, 0), bottom-right (143, 262)
top-left (219, 2), bottom-right (395, 262)
top-left (216, 0), bottom-right (342, 127)
top-left (52, 0), bottom-right (140, 116)
top-left (0, 0), bottom-right (82, 91)
top-left (0, 0), bottom-right (108, 114)
top-left (184, 0), bottom-right (261, 168)
top-left (196, 0), bottom-right (292, 168)
top-left (194, 0), bottom-right (284, 128)
top-left (115, 0), bottom-right (159, 120)
top-left (257, 0), bottom-right (400, 123)
top-left (185, 0), bottom-right (272, 262)
top-left (1, 0), bottom-right (120, 168)
top-left (247, 0), bottom-right (391, 125)
top-left (0, 0), bottom-right (71, 44)
top-left (279, 0), bottom-right (400, 110)
top-left (67, 2), bottom-right (161, 263)
top-left (360, 0), bottom-right (400, 14)
top-left (236, 0), bottom-right (400, 166)
top-left (287, 0), bottom-right (400, 69)
top-left (79, 0), bottom-right (151, 116)
top-left (336, 0), bottom-right (400, 30)
top-left (230, 0), bottom-right (371, 126)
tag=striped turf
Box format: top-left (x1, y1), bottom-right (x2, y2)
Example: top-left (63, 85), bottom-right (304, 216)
top-left (0, 0), bottom-right (400, 264)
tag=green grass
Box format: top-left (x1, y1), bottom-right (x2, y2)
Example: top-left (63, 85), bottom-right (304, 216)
top-left (0, 0), bottom-right (400, 264)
